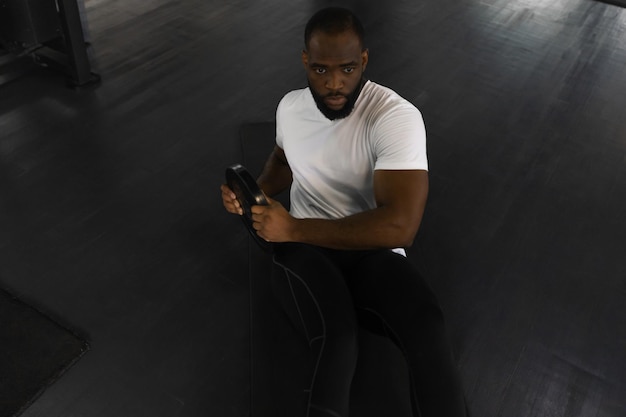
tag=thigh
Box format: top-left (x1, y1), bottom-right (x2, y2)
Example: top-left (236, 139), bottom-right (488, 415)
top-left (271, 243), bottom-right (358, 343)
top-left (346, 250), bottom-right (440, 325)
top-left (347, 251), bottom-right (467, 417)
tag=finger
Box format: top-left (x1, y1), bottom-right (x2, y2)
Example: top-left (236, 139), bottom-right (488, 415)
top-left (254, 227), bottom-right (269, 241)
top-left (222, 192), bottom-right (240, 207)
top-left (221, 189), bottom-right (237, 203)
top-left (220, 184), bottom-right (237, 200)
top-left (250, 205), bottom-right (267, 215)
top-left (224, 203), bottom-right (243, 216)
top-left (222, 196), bottom-right (243, 216)
top-left (223, 194), bottom-right (240, 207)
top-left (221, 185), bottom-right (241, 209)
top-left (253, 227), bottom-right (270, 243)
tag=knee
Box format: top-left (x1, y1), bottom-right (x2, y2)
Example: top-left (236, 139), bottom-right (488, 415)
top-left (401, 300), bottom-right (447, 334)
top-left (316, 316), bottom-right (358, 357)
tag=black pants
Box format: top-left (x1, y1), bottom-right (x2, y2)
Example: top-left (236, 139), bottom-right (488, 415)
top-left (271, 242), bottom-right (467, 417)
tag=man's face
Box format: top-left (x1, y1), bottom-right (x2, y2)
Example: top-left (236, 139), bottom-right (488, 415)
top-left (302, 30), bottom-right (369, 120)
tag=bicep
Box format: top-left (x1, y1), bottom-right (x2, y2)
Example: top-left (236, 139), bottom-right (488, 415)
top-left (373, 169), bottom-right (429, 231)
top-left (257, 145), bottom-right (292, 197)
top-left (272, 145), bottom-right (288, 165)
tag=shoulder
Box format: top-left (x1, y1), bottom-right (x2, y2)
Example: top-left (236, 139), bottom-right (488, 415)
top-left (357, 82), bottom-right (423, 133)
top-left (278, 88), bottom-right (311, 112)
top-left (359, 82), bottom-right (422, 120)
top-left (361, 83), bottom-right (428, 170)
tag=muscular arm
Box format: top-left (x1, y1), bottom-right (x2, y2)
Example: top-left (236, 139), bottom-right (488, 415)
top-left (252, 169), bottom-right (428, 250)
top-left (256, 145), bottom-right (292, 198)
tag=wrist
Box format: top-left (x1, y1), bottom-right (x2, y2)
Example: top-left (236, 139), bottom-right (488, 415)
top-left (288, 217), bottom-right (304, 243)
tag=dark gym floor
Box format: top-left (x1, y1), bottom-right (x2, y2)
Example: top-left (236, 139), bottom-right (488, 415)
top-left (1, 0), bottom-right (625, 416)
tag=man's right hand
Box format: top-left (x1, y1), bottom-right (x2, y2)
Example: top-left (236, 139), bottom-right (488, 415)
top-left (221, 184), bottom-right (243, 215)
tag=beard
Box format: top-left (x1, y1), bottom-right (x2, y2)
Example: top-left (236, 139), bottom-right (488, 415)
top-left (309, 77), bottom-right (367, 121)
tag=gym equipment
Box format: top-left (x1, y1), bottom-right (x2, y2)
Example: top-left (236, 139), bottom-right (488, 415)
top-left (225, 164), bottom-right (272, 252)
top-left (0, 0), bottom-right (60, 48)
top-left (0, 0), bottom-right (99, 87)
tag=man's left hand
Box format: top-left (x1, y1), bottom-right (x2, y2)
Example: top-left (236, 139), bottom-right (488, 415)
top-left (250, 198), bottom-right (297, 243)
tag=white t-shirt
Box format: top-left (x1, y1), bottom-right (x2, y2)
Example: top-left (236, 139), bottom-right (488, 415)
top-left (276, 80), bottom-right (428, 221)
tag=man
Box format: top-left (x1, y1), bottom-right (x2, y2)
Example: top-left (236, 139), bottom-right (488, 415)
top-left (222, 7), bottom-right (467, 417)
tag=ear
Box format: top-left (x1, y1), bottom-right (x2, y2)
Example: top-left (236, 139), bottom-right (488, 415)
top-left (302, 49), bottom-right (309, 70)
top-left (361, 48), bottom-right (369, 72)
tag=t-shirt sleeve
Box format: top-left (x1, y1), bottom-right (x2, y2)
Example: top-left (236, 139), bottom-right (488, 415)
top-left (372, 103), bottom-right (428, 171)
top-left (276, 98), bottom-right (285, 149)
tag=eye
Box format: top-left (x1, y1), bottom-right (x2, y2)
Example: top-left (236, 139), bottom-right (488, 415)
top-left (314, 68), bottom-right (326, 74)
top-left (343, 67), bottom-right (355, 74)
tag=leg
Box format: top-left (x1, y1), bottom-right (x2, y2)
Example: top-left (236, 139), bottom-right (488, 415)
top-left (346, 250), bottom-right (467, 417)
top-left (271, 243), bottom-right (358, 417)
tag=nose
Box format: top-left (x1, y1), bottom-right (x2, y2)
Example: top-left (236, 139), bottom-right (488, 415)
top-left (325, 71), bottom-right (344, 92)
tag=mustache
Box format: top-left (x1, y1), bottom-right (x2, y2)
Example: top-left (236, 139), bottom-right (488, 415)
top-left (308, 77), bottom-right (367, 120)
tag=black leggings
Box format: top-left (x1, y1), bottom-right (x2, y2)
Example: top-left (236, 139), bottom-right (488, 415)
top-left (271, 242), bottom-right (467, 417)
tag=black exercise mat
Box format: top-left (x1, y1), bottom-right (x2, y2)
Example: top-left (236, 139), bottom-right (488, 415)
top-left (0, 289), bottom-right (88, 417)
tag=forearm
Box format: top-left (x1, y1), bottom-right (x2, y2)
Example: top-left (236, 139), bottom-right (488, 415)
top-left (291, 206), bottom-right (421, 250)
top-left (257, 147), bottom-right (292, 197)
top-left (252, 170), bottom-right (428, 250)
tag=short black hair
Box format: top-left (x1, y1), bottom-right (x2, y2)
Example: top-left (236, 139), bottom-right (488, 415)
top-left (304, 7), bottom-right (365, 50)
